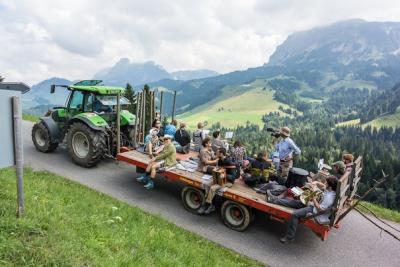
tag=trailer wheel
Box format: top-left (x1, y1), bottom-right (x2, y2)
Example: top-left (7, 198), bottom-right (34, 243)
top-left (181, 186), bottom-right (205, 214)
top-left (221, 200), bottom-right (252, 232)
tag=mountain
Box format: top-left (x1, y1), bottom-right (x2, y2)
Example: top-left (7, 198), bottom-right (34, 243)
top-left (149, 19), bottom-right (400, 115)
top-left (268, 19), bottom-right (400, 89)
top-left (171, 69), bottom-right (219, 80)
top-left (93, 58), bottom-right (172, 86)
top-left (94, 58), bottom-right (219, 85)
top-left (22, 77), bottom-right (72, 109)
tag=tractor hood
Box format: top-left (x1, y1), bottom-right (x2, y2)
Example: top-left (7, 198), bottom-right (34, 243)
top-left (73, 111), bottom-right (136, 128)
top-left (120, 110), bottom-right (136, 126)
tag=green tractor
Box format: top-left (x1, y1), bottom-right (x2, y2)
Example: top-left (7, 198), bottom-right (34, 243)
top-left (31, 80), bottom-right (136, 167)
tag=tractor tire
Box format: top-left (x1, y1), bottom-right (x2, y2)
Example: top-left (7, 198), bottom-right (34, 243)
top-left (32, 121), bottom-right (58, 153)
top-left (181, 186), bottom-right (205, 214)
top-left (66, 122), bottom-right (106, 168)
top-left (220, 200), bottom-right (253, 232)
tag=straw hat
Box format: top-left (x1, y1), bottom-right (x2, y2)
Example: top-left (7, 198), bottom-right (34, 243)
top-left (280, 127), bottom-right (291, 137)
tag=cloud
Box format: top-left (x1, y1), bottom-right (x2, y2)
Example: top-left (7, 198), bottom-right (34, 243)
top-left (1, 0), bottom-right (400, 85)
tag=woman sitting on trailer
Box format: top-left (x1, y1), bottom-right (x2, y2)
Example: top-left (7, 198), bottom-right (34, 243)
top-left (145, 128), bottom-right (161, 158)
top-left (272, 177), bottom-right (338, 244)
top-left (137, 135), bottom-right (177, 190)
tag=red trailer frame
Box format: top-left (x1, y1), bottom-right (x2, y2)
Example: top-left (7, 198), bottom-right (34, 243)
top-left (116, 148), bottom-right (362, 241)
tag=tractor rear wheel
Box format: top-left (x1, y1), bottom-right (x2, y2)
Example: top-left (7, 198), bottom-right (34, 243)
top-left (32, 121), bottom-right (58, 153)
top-left (66, 122), bottom-right (106, 167)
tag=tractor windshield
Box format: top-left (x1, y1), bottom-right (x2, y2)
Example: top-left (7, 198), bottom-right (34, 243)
top-left (96, 95), bottom-right (130, 106)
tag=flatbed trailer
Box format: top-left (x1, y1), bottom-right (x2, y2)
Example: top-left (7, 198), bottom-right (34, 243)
top-left (116, 148), bottom-right (362, 241)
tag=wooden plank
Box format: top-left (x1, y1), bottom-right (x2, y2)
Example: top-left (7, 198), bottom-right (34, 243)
top-left (354, 156), bottom-right (362, 166)
top-left (355, 167), bottom-right (362, 178)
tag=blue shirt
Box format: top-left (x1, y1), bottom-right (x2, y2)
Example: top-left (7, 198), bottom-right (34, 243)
top-left (164, 124), bottom-right (177, 137)
top-left (275, 137), bottom-right (301, 160)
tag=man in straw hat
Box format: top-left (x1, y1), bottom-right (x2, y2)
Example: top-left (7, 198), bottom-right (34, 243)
top-left (274, 126), bottom-right (301, 182)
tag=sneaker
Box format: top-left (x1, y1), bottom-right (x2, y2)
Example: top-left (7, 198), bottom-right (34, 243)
top-left (204, 204), bottom-right (216, 215)
top-left (197, 205), bottom-right (207, 215)
top-left (279, 236), bottom-right (294, 244)
top-left (144, 180), bottom-right (154, 190)
top-left (136, 175), bottom-right (148, 184)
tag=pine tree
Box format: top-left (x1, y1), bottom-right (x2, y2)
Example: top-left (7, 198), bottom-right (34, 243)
top-left (124, 83), bottom-right (135, 114)
top-left (0, 75), bottom-right (4, 82)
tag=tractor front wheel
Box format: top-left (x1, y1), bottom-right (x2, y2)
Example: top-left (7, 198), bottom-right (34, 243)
top-left (66, 122), bottom-right (106, 168)
top-left (32, 121), bottom-right (58, 153)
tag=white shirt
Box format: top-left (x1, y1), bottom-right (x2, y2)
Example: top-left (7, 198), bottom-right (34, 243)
top-left (312, 190), bottom-right (336, 224)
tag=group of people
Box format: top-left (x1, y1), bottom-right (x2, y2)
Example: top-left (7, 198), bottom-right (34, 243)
top-left (136, 120), bottom-right (355, 244)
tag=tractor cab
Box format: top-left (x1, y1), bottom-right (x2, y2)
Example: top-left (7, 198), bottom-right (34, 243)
top-left (32, 80), bottom-right (136, 167)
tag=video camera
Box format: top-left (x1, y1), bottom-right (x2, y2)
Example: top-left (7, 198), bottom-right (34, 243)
top-left (266, 127), bottom-right (281, 138)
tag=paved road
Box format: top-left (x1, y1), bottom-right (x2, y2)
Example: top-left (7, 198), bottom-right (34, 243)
top-left (22, 121), bottom-right (400, 267)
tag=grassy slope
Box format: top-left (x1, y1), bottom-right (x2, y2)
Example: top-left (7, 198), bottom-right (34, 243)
top-left (0, 168), bottom-right (262, 267)
top-left (364, 109), bottom-right (400, 129)
top-left (178, 80), bottom-right (292, 128)
top-left (336, 110), bottom-right (400, 129)
top-left (22, 114), bottom-right (39, 122)
top-left (359, 201), bottom-right (400, 223)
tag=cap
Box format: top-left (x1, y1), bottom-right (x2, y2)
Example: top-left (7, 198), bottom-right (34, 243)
top-left (164, 134), bottom-right (173, 140)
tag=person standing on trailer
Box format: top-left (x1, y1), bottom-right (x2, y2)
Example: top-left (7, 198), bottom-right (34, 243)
top-left (275, 127), bottom-right (301, 182)
top-left (136, 135), bottom-right (177, 189)
top-left (193, 122), bottom-right (207, 152)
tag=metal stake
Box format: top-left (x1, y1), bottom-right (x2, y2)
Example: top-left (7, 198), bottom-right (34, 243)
top-left (12, 96), bottom-right (24, 217)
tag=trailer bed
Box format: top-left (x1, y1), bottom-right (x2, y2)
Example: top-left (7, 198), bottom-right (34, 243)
top-left (117, 149), bottom-right (361, 241)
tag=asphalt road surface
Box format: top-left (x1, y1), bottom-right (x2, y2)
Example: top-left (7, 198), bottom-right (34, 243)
top-left (22, 121), bottom-right (400, 267)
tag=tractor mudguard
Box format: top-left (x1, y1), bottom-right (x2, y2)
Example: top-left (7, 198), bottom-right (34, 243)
top-left (69, 113), bottom-right (108, 131)
top-left (120, 110), bottom-right (136, 126)
top-left (40, 116), bottom-right (61, 142)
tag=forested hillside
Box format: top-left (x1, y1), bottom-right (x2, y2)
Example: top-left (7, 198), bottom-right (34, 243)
top-left (216, 109), bottom-right (400, 210)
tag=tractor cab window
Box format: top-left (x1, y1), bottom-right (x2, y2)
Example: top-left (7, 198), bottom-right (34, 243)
top-left (93, 95), bottom-right (130, 113)
top-left (84, 93), bottom-right (94, 112)
top-left (69, 91), bottom-right (84, 111)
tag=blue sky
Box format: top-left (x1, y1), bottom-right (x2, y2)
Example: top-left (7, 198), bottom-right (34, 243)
top-left (1, 0), bottom-right (400, 85)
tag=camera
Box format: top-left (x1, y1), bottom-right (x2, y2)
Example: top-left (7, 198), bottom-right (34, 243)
top-left (266, 127), bottom-right (281, 138)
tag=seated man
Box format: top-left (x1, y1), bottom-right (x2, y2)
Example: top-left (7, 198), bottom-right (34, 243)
top-left (332, 161), bottom-right (346, 179)
top-left (342, 153), bottom-right (354, 171)
top-left (243, 151), bottom-right (273, 187)
top-left (136, 135), bottom-right (177, 190)
top-left (164, 119), bottom-right (178, 138)
top-left (211, 130), bottom-right (226, 153)
top-left (274, 177), bottom-right (338, 243)
top-left (174, 122), bottom-right (191, 154)
top-left (198, 148), bottom-right (237, 215)
top-left (198, 137), bottom-right (218, 174)
top-left (93, 99), bottom-right (112, 113)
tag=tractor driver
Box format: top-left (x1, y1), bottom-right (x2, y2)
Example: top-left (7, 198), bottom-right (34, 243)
top-left (93, 98), bottom-right (112, 113)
